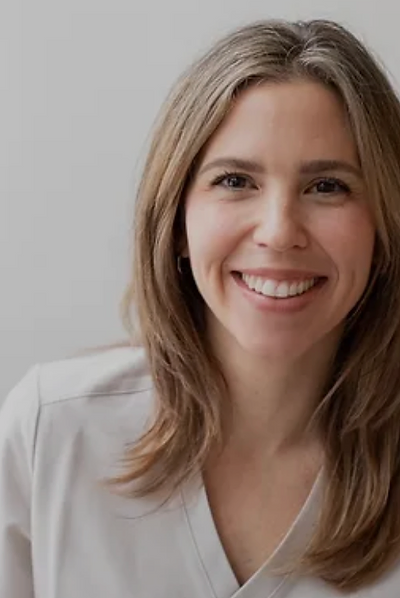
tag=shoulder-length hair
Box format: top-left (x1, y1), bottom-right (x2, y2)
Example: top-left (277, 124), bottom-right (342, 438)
top-left (101, 19), bottom-right (400, 593)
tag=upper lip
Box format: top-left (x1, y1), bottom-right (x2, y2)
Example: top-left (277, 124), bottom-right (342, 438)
top-left (235, 268), bottom-right (325, 281)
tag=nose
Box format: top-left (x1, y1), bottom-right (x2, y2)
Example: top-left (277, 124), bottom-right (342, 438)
top-left (252, 190), bottom-right (308, 252)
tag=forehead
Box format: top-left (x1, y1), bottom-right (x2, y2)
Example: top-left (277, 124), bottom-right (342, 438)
top-left (198, 79), bottom-right (359, 167)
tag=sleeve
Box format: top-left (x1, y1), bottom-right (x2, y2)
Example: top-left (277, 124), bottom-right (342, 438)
top-left (0, 365), bottom-right (41, 598)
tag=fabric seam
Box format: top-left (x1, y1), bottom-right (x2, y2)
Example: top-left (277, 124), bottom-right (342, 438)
top-left (181, 488), bottom-right (219, 598)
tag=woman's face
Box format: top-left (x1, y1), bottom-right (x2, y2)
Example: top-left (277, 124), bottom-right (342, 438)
top-left (183, 79), bottom-right (375, 362)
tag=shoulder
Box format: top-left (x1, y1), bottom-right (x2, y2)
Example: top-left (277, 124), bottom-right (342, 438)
top-left (0, 345), bottom-right (155, 472)
top-left (39, 344), bottom-right (152, 405)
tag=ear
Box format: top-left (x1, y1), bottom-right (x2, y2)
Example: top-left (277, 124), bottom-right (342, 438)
top-left (180, 244), bottom-right (189, 258)
top-left (175, 198), bottom-right (190, 258)
top-left (177, 245), bottom-right (189, 259)
top-left (176, 222), bottom-right (189, 258)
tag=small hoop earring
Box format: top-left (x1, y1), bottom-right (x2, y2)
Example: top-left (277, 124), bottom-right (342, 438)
top-left (177, 256), bottom-right (183, 274)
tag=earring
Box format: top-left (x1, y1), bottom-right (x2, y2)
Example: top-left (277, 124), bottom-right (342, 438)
top-left (177, 256), bottom-right (183, 274)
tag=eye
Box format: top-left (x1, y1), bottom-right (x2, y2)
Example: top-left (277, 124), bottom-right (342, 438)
top-left (211, 171), bottom-right (256, 190)
top-left (307, 178), bottom-right (351, 195)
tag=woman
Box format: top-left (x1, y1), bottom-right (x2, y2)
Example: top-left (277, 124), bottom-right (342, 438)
top-left (2, 18), bottom-right (400, 597)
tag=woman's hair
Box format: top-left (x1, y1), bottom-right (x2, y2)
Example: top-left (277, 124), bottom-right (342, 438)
top-left (93, 19), bottom-right (400, 593)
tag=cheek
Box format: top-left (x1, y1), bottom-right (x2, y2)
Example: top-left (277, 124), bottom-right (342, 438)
top-left (316, 206), bottom-right (375, 277)
top-left (185, 202), bottom-right (242, 261)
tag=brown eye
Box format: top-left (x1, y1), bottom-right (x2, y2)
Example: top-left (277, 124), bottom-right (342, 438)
top-left (212, 171), bottom-right (254, 190)
top-left (308, 178), bottom-right (350, 195)
top-left (225, 175), bottom-right (247, 188)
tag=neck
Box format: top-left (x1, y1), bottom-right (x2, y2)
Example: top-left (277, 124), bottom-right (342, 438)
top-left (210, 328), bottom-right (339, 462)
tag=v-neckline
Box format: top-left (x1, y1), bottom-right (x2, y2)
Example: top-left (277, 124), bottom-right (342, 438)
top-left (181, 466), bottom-right (324, 598)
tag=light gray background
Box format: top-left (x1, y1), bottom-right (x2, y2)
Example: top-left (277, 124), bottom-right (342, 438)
top-left (2, 0), bottom-right (399, 400)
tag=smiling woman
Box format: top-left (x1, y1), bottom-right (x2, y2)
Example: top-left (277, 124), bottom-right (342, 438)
top-left (2, 18), bottom-right (400, 598)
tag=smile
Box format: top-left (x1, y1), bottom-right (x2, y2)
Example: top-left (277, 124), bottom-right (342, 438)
top-left (241, 273), bottom-right (319, 299)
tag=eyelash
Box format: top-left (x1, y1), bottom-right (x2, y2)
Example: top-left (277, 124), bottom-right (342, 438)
top-left (210, 170), bottom-right (351, 195)
top-left (211, 171), bottom-right (256, 190)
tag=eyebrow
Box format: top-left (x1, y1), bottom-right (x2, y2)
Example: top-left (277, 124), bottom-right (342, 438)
top-left (197, 157), bottom-right (363, 179)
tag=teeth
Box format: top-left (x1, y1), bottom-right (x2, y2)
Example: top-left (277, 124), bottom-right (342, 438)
top-left (241, 273), bottom-right (317, 299)
top-left (275, 281), bottom-right (290, 298)
top-left (262, 279), bottom-right (276, 296)
top-left (255, 277), bottom-right (264, 293)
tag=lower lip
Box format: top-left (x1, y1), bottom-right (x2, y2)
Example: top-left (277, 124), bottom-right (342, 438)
top-left (232, 272), bottom-right (327, 313)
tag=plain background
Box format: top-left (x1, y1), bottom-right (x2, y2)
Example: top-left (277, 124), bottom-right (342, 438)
top-left (2, 0), bottom-right (400, 401)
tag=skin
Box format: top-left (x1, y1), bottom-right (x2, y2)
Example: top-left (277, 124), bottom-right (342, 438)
top-left (183, 79), bottom-right (375, 460)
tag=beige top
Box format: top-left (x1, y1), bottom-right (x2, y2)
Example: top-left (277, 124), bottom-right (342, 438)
top-left (0, 346), bottom-right (399, 597)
